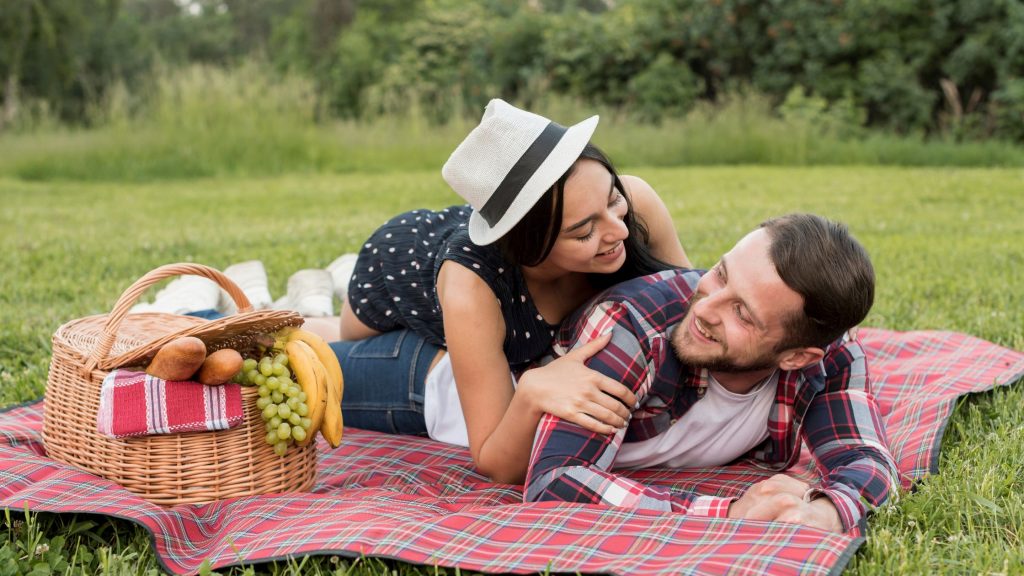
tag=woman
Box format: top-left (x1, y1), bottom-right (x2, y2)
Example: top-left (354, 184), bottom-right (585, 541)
top-left (331, 99), bottom-right (690, 483)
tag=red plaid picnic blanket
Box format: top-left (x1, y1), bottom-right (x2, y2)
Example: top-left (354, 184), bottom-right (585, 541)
top-left (1, 329), bottom-right (1022, 575)
top-left (97, 370), bottom-right (244, 438)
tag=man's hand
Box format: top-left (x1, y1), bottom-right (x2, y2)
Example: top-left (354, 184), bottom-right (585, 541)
top-left (727, 474), bottom-right (843, 533)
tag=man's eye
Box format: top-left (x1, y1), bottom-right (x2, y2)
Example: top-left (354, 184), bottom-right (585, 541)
top-left (735, 304), bottom-right (751, 324)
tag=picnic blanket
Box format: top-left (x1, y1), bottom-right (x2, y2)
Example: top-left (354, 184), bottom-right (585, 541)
top-left (1, 328), bottom-right (1022, 576)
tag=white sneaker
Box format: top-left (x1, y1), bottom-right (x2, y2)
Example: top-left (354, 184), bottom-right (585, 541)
top-left (326, 253), bottom-right (358, 301)
top-left (272, 269), bottom-right (334, 317)
top-left (130, 275), bottom-right (222, 315)
top-left (128, 302), bottom-right (155, 314)
top-left (220, 260), bottom-right (273, 313)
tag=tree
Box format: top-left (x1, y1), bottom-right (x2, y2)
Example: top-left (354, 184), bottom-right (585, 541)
top-left (0, 0), bottom-right (124, 129)
top-left (0, 0), bottom-right (47, 129)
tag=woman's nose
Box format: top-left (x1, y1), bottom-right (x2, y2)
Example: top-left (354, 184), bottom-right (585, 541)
top-left (602, 213), bottom-right (629, 242)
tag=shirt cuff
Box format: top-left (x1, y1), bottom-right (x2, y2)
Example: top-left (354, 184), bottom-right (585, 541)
top-left (804, 487), bottom-right (859, 531)
top-left (688, 495), bottom-right (735, 518)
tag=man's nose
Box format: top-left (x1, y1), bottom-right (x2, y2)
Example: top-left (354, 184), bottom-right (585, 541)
top-left (694, 288), bottom-right (725, 324)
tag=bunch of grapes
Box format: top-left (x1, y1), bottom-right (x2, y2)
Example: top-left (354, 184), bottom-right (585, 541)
top-left (239, 353), bottom-right (313, 456)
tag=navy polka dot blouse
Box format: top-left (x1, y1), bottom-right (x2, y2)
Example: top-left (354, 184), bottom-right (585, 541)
top-left (346, 205), bottom-right (557, 368)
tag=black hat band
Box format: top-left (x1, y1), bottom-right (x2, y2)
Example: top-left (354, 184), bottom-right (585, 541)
top-left (479, 121), bottom-right (568, 228)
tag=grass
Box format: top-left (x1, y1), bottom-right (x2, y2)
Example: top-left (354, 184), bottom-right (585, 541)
top-left (1, 63), bottom-right (1023, 185)
top-left (0, 164), bottom-right (1022, 573)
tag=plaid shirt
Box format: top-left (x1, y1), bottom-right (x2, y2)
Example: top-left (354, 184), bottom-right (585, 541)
top-left (524, 269), bottom-right (899, 531)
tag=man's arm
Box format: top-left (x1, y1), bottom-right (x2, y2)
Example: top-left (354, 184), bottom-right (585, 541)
top-left (523, 302), bottom-right (732, 518)
top-left (798, 336), bottom-right (901, 531)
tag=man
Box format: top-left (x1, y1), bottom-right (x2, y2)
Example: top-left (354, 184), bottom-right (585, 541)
top-left (524, 213), bottom-right (899, 533)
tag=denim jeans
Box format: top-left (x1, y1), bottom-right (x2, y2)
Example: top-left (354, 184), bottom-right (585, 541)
top-left (330, 330), bottom-right (441, 436)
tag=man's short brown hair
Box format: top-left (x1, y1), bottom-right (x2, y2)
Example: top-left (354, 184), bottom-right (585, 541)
top-left (761, 213), bottom-right (875, 350)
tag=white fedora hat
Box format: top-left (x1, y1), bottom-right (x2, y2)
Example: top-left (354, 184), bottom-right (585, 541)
top-left (442, 99), bottom-right (599, 245)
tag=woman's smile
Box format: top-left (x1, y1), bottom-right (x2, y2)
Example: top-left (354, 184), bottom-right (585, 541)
top-left (596, 241), bottom-right (624, 259)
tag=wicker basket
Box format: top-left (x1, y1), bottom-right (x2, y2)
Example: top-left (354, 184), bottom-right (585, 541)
top-left (43, 263), bottom-right (317, 506)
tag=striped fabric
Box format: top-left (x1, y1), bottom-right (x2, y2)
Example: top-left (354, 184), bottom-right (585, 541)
top-left (97, 370), bottom-right (244, 438)
top-left (0, 328), bottom-right (1021, 576)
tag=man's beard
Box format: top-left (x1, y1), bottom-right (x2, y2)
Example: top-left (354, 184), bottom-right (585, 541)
top-left (674, 347), bottom-right (778, 373)
top-left (671, 312), bottom-right (778, 373)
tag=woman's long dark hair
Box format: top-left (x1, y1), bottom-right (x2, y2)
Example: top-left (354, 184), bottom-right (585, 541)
top-left (495, 143), bottom-right (674, 289)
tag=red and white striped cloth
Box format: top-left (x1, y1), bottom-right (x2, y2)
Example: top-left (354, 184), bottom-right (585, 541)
top-left (97, 369), bottom-right (244, 438)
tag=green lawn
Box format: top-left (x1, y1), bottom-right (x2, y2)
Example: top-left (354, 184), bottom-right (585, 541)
top-left (1, 166), bottom-right (1022, 574)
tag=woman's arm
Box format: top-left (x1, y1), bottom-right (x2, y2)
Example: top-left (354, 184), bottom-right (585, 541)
top-left (621, 175), bottom-right (691, 268)
top-left (338, 298), bottom-right (383, 341)
top-left (437, 261), bottom-right (633, 484)
top-left (438, 261), bottom-right (540, 483)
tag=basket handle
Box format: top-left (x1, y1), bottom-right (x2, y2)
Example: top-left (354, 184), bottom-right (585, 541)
top-left (84, 263), bottom-right (254, 374)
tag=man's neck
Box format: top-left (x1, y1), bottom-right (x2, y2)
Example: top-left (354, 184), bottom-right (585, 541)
top-left (710, 367), bottom-right (778, 395)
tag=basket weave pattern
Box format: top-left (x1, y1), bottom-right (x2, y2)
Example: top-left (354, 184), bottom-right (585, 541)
top-left (43, 264), bottom-right (317, 506)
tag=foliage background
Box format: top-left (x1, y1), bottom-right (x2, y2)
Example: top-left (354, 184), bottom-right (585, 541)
top-left (3, 0), bottom-right (1024, 143)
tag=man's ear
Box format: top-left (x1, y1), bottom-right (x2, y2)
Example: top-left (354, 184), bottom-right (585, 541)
top-left (777, 346), bottom-right (825, 371)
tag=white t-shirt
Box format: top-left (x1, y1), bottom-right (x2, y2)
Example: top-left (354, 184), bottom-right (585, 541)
top-left (423, 353), bottom-right (522, 447)
top-left (424, 353), bottom-right (776, 467)
top-left (422, 352), bottom-right (471, 446)
top-left (615, 371), bottom-right (777, 469)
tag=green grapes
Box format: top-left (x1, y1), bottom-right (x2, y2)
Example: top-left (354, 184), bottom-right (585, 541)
top-left (240, 348), bottom-right (314, 457)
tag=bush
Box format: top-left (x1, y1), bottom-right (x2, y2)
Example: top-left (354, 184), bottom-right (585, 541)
top-left (322, 18), bottom-right (387, 119)
top-left (991, 78), bottom-right (1024, 142)
top-left (778, 86), bottom-right (866, 139)
top-left (8, 0), bottom-right (1024, 145)
top-left (367, 3), bottom-right (493, 124)
top-left (857, 51), bottom-right (937, 134)
top-left (627, 53), bottom-right (702, 123)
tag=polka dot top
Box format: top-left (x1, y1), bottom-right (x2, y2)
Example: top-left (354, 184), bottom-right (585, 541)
top-left (346, 205), bottom-right (558, 368)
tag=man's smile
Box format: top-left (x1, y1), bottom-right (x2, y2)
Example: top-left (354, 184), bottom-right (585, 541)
top-left (692, 316), bottom-right (719, 343)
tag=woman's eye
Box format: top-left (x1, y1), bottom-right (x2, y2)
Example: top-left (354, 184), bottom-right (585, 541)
top-left (576, 230), bottom-right (595, 242)
top-left (609, 191), bottom-right (625, 206)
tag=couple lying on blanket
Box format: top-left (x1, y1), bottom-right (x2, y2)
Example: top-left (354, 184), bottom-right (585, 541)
top-left (316, 99), bottom-right (897, 534)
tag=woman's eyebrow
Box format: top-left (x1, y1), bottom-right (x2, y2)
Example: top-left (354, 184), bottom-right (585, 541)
top-left (563, 217), bottom-right (594, 234)
top-left (562, 177), bottom-right (617, 234)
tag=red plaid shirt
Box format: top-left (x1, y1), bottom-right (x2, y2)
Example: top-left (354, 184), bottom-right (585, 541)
top-left (524, 269), bottom-right (899, 531)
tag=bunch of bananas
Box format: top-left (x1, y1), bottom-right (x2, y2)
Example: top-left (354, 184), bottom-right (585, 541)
top-left (244, 327), bottom-right (344, 454)
top-left (279, 327), bottom-right (344, 448)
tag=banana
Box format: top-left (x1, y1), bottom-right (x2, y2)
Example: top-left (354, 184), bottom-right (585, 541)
top-left (286, 328), bottom-right (344, 447)
top-left (286, 339), bottom-right (326, 446)
top-left (283, 328), bottom-right (342, 390)
top-left (306, 351), bottom-right (336, 445)
top-left (319, 360), bottom-right (344, 447)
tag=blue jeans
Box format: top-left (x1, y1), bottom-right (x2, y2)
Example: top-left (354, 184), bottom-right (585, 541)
top-left (185, 309), bottom-right (223, 320)
top-left (330, 330), bottom-right (440, 436)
